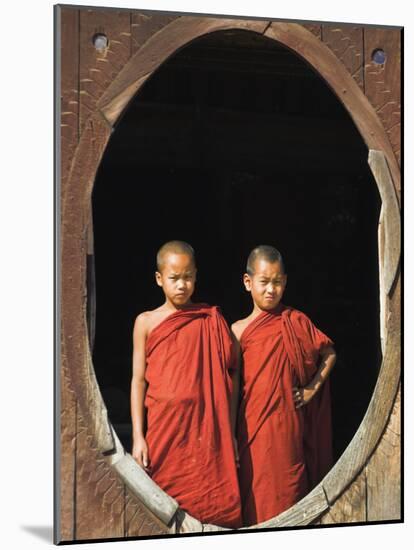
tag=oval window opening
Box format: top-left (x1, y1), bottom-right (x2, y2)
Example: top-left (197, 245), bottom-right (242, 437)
top-left (89, 29), bottom-right (382, 527)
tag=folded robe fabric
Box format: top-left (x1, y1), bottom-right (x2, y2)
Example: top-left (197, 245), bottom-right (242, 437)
top-left (237, 303), bottom-right (334, 526)
top-left (144, 303), bottom-right (242, 528)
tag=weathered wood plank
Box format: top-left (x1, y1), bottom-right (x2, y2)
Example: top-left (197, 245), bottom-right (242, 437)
top-left (125, 487), bottom-right (171, 537)
top-left (131, 12), bottom-right (180, 55)
top-left (86, 213), bottom-right (96, 351)
top-left (59, 6), bottom-right (79, 204)
top-left (57, 6), bottom-right (79, 542)
top-left (75, 408), bottom-right (125, 540)
top-left (364, 27), bottom-right (401, 168)
top-left (79, 8), bottom-right (131, 133)
top-left (378, 206), bottom-right (386, 354)
top-left (302, 23), bottom-right (321, 39)
top-left (59, 349), bottom-right (77, 541)
top-left (368, 150), bottom-right (401, 296)
top-left (112, 453), bottom-right (179, 526)
top-left (366, 385), bottom-right (401, 520)
top-left (318, 469), bottom-right (367, 524)
top-left (240, 485), bottom-right (329, 529)
top-left (322, 24), bottom-right (364, 91)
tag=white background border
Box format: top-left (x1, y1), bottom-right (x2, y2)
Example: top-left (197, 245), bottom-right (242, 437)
top-left (1, 1), bottom-right (410, 548)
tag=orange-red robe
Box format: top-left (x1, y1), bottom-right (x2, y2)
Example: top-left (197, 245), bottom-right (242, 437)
top-left (144, 303), bottom-right (242, 528)
top-left (237, 303), bottom-right (334, 526)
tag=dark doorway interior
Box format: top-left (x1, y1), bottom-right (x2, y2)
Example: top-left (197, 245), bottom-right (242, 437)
top-left (91, 30), bottom-right (382, 462)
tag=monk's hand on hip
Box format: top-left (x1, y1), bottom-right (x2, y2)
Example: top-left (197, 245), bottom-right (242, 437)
top-left (132, 436), bottom-right (151, 472)
top-left (293, 385), bottom-right (315, 408)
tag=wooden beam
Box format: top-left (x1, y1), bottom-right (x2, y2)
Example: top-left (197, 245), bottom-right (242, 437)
top-left (112, 453), bottom-right (179, 527)
top-left (57, 5), bottom-right (79, 542)
top-left (240, 485), bottom-right (329, 529)
top-left (368, 150), bottom-right (401, 296)
top-left (364, 28), bottom-right (401, 168)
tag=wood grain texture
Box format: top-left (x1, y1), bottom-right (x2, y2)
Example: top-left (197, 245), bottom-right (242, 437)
top-left (131, 12), bottom-right (180, 54)
top-left (79, 8), bottom-right (131, 133)
top-left (366, 385), bottom-right (401, 520)
top-left (58, 6), bottom-right (79, 542)
top-left (364, 28), bottom-right (401, 168)
top-left (113, 453), bottom-right (179, 526)
top-left (378, 206), bottom-right (386, 354)
top-left (241, 485), bottom-right (329, 529)
top-left (75, 408), bottom-right (125, 540)
top-left (59, 349), bottom-right (77, 541)
top-left (61, 111), bottom-right (114, 452)
top-left (322, 25), bottom-right (364, 90)
top-left (60, 7), bottom-right (79, 205)
top-left (302, 23), bottom-right (321, 38)
top-left (318, 470), bottom-right (367, 524)
top-left (368, 150), bottom-right (401, 295)
top-left (125, 487), bottom-right (171, 537)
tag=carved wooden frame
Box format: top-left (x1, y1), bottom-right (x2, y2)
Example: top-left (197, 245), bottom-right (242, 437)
top-left (61, 17), bottom-right (401, 533)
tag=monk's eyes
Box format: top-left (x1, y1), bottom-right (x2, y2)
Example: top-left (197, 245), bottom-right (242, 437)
top-left (169, 275), bottom-right (193, 281)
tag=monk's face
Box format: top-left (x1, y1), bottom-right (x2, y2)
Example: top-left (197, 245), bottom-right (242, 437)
top-left (244, 259), bottom-right (287, 311)
top-left (155, 252), bottom-right (196, 307)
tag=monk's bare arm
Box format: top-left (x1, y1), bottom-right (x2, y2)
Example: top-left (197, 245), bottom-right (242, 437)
top-left (293, 345), bottom-right (337, 408)
top-left (130, 313), bottom-right (150, 470)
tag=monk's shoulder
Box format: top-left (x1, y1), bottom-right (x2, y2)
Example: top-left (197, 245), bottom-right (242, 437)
top-left (207, 304), bottom-right (227, 322)
top-left (133, 310), bottom-right (152, 333)
top-left (231, 317), bottom-right (250, 341)
top-left (134, 308), bottom-right (164, 335)
top-left (284, 306), bottom-right (316, 331)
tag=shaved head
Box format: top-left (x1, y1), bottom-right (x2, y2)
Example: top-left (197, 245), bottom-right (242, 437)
top-left (156, 240), bottom-right (196, 271)
top-left (246, 245), bottom-right (285, 276)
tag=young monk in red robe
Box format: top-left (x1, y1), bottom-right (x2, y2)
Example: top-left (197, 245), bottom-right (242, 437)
top-left (130, 240), bottom-right (242, 528)
top-left (232, 245), bottom-right (336, 526)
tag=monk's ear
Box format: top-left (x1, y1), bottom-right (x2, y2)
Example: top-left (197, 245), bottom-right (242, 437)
top-left (243, 273), bottom-right (252, 292)
top-left (155, 271), bottom-right (163, 287)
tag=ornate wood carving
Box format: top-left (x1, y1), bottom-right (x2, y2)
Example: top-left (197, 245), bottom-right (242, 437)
top-left (322, 25), bottom-right (364, 91)
top-left (364, 28), bottom-right (401, 168)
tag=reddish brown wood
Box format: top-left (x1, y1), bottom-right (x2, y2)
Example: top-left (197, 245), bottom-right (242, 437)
top-left (75, 410), bottom-right (125, 540)
top-left (366, 385), bottom-right (401, 520)
top-left (322, 24), bottom-right (364, 91)
top-left (125, 488), bottom-right (170, 537)
top-left (60, 7), bottom-right (79, 206)
top-left (59, 350), bottom-right (77, 541)
top-left (131, 12), bottom-right (181, 54)
top-left (364, 28), bottom-right (401, 168)
top-left (318, 470), bottom-right (367, 524)
top-left (302, 23), bottom-right (321, 38)
top-left (79, 9), bottom-right (131, 133)
top-left (59, 7), bottom-right (79, 541)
